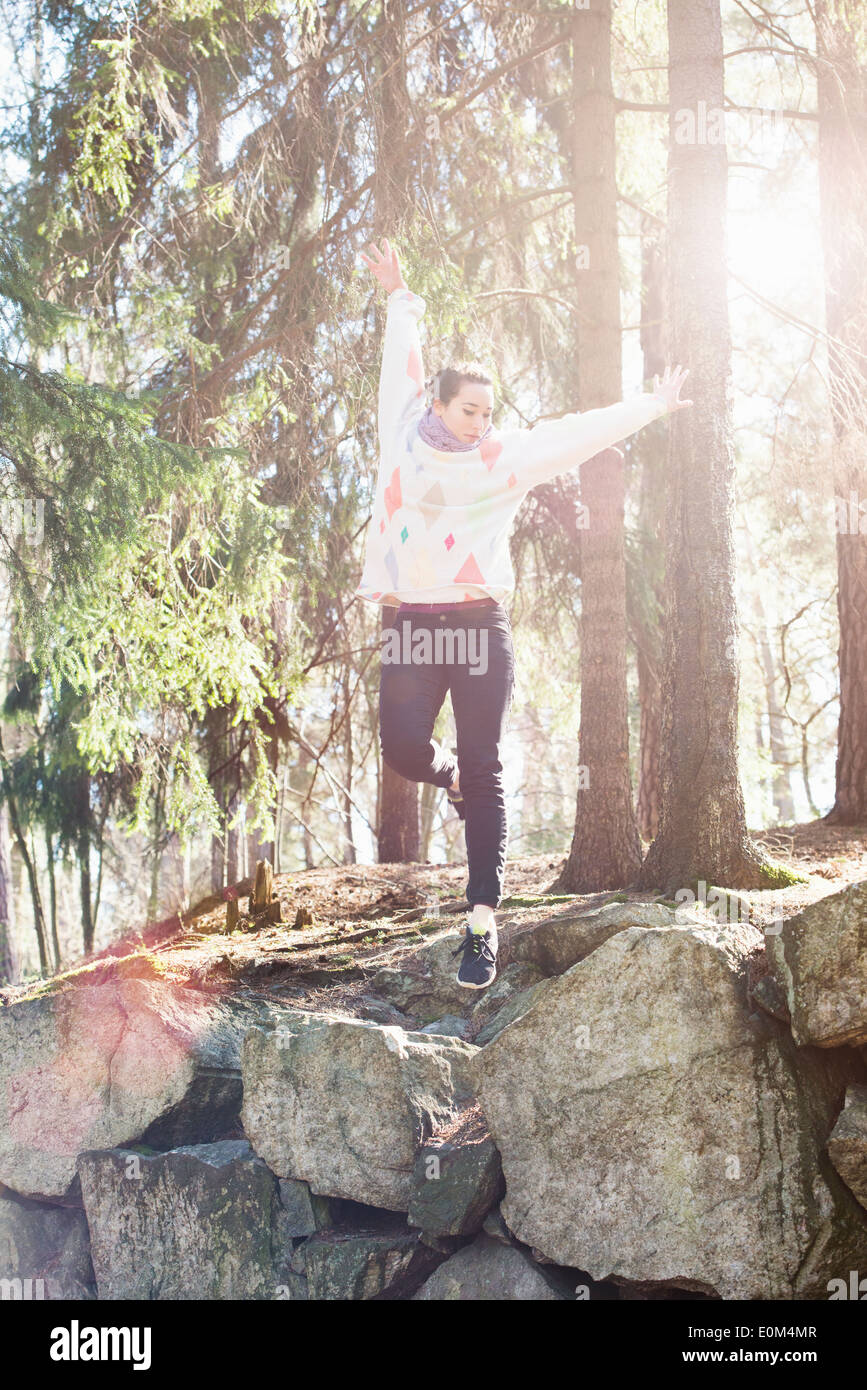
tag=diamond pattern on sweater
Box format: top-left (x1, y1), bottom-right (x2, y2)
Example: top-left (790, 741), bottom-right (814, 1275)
top-left (407, 347), bottom-right (423, 395)
top-left (383, 547), bottom-right (398, 587)
top-left (480, 437), bottom-right (503, 471)
top-left (419, 481), bottom-right (446, 528)
top-left (454, 552), bottom-right (486, 586)
top-left (384, 466), bottom-right (402, 520)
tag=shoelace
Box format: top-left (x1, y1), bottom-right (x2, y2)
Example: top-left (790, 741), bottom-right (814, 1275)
top-left (451, 929), bottom-right (496, 964)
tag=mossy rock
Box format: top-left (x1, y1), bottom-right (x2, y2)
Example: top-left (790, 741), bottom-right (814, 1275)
top-left (756, 860), bottom-right (807, 888)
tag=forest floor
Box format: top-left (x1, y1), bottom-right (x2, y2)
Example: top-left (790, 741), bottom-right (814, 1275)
top-left (3, 818), bottom-right (864, 1015)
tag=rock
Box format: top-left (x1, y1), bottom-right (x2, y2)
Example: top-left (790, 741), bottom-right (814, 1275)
top-left (472, 920), bottom-right (867, 1300)
top-left (408, 1108), bottom-right (504, 1238)
top-left (419, 1015), bottom-right (472, 1040)
top-left (827, 1085), bottom-right (867, 1210)
top-left (475, 978), bottom-right (554, 1046)
top-left (509, 901), bottom-right (677, 976)
top-left (468, 963), bottom-right (547, 1028)
top-left (302, 1226), bottom-right (443, 1300)
top-left (241, 1015), bottom-right (477, 1212)
top-left (0, 977), bottom-right (289, 1198)
top-left (481, 1204), bottom-right (513, 1244)
top-left (367, 933), bottom-right (475, 1022)
top-left (749, 971), bottom-right (790, 1022)
top-left (412, 1233), bottom-right (574, 1300)
top-left (367, 933), bottom-right (540, 1024)
top-left (418, 1232), bottom-right (466, 1254)
top-left (275, 1272), bottom-right (308, 1300)
top-left (766, 881), bottom-right (867, 1047)
top-left (276, 1179), bottom-right (335, 1239)
top-left (356, 996), bottom-right (413, 1028)
top-left (0, 1188), bottom-right (95, 1299)
top-left (77, 1141), bottom-right (280, 1300)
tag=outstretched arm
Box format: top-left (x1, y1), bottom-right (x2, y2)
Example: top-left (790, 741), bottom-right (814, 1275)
top-left (360, 238), bottom-right (428, 453)
top-left (501, 365), bottom-right (692, 490)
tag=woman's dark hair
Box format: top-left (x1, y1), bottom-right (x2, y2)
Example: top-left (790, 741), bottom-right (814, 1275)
top-left (426, 362), bottom-right (493, 405)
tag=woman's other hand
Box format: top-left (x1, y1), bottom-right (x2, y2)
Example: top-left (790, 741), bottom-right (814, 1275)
top-left (359, 237), bottom-right (407, 295)
top-left (653, 364), bottom-right (693, 413)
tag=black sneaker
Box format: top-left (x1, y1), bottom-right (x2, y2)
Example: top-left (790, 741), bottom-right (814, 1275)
top-left (452, 924), bottom-right (498, 989)
top-left (446, 785), bottom-right (466, 821)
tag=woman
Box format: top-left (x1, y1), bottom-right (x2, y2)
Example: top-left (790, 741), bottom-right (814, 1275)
top-left (357, 237), bottom-right (691, 990)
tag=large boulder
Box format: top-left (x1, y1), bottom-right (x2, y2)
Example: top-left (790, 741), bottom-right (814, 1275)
top-left (0, 978), bottom-right (287, 1198)
top-left (0, 1187), bottom-right (95, 1299)
top-left (509, 901), bottom-right (679, 976)
top-left (472, 920), bottom-right (867, 1300)
top-left (412, 1233), bottom-right (574, 1300)
top-left (77, 1141), bottom-right (280, 1300)
top-left (766, 881), bottom-right (867, 1047)
top-left (241, 1015), bottom-right (477, 1212)
top-left (827, 1084), bottom-right (867, 1211)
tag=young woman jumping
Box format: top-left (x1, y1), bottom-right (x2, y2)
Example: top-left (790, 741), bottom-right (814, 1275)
top-left (357, 237), bottom-right (691, 990)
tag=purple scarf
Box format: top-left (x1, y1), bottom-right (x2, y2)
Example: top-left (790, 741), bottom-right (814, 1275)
top-left (416, 404), bottom-right (493, 453)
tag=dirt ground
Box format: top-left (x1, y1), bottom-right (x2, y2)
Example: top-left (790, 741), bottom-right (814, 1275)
top-left (3, 819), bottom-right (863, 1013)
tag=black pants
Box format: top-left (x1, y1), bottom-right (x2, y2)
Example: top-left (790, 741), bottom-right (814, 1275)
top-left (379, 603), bottom-right (515, 909)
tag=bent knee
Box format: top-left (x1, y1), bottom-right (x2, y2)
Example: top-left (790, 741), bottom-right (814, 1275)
top-left (380, 730), bottom-right (431, 775)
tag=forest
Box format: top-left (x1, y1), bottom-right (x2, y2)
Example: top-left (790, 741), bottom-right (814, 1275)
top-left (0, 0), bottom-right (863, 981)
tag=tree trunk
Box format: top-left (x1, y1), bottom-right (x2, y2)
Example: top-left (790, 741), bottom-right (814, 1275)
top-left (378, 608), bottom-right (421, 862)
top-left (639, 0), bottom-right (773, 892)
top-left (0, 799), bottom-right (18, 985)
top-left (372, 0), bottom-right (420, 864)
top-left (634, 215), bottom-right (667, 842)
top-left (743, 527), bottom-right (796, 824)
top-left (554, 0), bottom-right (642, 892)
top-left (816, 0), bottom-right (867, 824)
top-left (0, 728), bottom-right (50, 974)
top-left (342, 664), bottom-right (357, 864)
top-left (419, 779), bottom-right (438, 862)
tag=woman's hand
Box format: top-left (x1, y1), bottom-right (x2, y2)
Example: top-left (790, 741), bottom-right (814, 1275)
top-left (653, 364), bottom-right (693, 413)
top-left (359, 237), bottom-right (407, 295)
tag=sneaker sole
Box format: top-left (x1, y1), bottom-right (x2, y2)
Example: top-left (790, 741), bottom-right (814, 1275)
top-left (455, 971), bottom-right (497, 989)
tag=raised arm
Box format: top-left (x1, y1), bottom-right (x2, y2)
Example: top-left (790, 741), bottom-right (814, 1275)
top-left (360, 238), bottom-right (428, 453)
top-left (500, 365), bottom-right (692, 490)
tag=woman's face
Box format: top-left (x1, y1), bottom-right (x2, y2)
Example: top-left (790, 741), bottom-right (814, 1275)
top-left (433, 383), bottom-right (494, 444)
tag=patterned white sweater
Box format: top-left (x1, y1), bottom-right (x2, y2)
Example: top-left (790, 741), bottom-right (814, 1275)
top-left (355, 287), bottom-right (668, 607)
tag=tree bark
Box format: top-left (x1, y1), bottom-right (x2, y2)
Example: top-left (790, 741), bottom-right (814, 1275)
top-left (634, 216), bottom-right (667, 842)
top-left (0, 800), bottom-right (18, 985)
top-left (372, 0), bottom-right (421, 864)
top-left (816, 0), bottom-right (867, 824)
top-left (554, 0), bottom-right (642, 892)
top-left (639, 0), bottom-right (773, 892)
top-left (742, 527), bottom-right (796, 824)
top-left (378, 607), bottom-right (421, 861)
